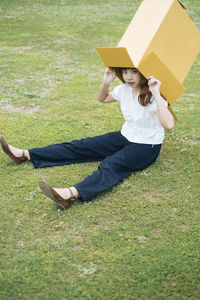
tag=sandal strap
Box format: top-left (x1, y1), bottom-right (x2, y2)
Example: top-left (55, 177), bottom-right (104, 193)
top-left (19, 150), bottom-right (28, 163)
top-left (68, 187), bottom-right (76, 204)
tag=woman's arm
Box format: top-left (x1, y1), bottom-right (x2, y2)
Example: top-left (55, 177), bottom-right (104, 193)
top-left (148, 76), bottom-right (174, 130)
top-left (98, 68), bottom-right (117, 103)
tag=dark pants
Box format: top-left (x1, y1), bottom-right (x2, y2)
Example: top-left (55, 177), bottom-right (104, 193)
top-left (29, 131), bottom-right (161, 201)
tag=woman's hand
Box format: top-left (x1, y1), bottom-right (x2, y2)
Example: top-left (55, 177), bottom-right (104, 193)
top-left (103, 68), bottom-right (116, 85)
top-left (98, 68), bottom-right (117, 103)
top-left (147, 76), bottom-right (161, 96)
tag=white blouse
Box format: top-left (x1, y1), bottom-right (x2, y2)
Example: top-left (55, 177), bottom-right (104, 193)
top-left (112, 83), bottom-right (168, 145)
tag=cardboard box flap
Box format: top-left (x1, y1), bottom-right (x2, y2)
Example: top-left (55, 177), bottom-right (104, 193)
top-left (96, 47), bottom-right (134, 68)
top-left (178, 1), bottom-right (187, 9)
top-left (138, 52), bottom-right (186, 104)
top-left (168, 105), bottom-right (178, 121)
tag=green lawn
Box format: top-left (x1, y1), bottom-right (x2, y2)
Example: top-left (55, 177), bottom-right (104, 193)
top-left (0, 0), bottom-right (200, 299)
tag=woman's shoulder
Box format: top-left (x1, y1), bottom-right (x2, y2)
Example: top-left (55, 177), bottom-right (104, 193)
top-left (112, 83), bottom-right (129, 101)
top-left (113, 83), bottom-right (130, 93)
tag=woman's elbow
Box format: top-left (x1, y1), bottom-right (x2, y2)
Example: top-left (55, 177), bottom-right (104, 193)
top-left (165, 119), bottom-right (174, 130)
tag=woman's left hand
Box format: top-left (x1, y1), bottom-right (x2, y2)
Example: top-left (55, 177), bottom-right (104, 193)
top-left (147, 76), bottom-right (161, 95)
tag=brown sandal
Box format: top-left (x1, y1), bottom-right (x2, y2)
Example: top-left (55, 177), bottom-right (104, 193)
top-left (39, 179), bottom-right (76, 209)
top-left (0, 135), bottom-right (27, 164)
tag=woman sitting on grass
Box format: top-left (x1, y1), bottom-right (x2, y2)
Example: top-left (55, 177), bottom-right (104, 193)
top-left (0, 67), bottom-right (174, 209)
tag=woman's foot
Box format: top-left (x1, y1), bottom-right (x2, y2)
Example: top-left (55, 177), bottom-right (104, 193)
top-left (0, 135), bottom-right (30, 164)
top-left (39, 180), bottom-right (79, 209)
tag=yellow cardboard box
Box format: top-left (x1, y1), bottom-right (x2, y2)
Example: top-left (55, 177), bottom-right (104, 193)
top-left (97, 0), bottom-right (200, 106)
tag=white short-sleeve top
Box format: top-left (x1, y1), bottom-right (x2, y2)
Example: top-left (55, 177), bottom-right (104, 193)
top-left (112, 83), bottom-right (168, 145)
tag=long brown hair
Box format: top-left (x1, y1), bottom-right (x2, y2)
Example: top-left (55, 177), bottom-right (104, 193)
top-left (115, 67), bottom-right (166, 106)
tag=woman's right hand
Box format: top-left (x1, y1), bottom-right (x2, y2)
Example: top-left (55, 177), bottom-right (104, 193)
top-left (103, 68), bottom-right (116, 85)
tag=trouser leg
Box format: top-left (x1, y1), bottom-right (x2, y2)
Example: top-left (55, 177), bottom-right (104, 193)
top-left (75, 143), bottom-right (162, 202)
top-left (29, 131), bottom-right (130, 168)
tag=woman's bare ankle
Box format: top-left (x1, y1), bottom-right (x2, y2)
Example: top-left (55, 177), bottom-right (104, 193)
top-left (70, 187), bottom-right (80, 199)
top-left (24, 150), bottom-right (30, 160)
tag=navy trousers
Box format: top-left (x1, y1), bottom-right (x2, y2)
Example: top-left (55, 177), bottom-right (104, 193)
top-left (29, 131), bottom-right (161, 201)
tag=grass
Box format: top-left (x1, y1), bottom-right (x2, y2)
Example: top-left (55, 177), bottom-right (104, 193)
top-left (0, 0), bottom-right (200, 299)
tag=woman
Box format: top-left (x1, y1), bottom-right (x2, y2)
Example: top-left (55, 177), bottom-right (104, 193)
top-left (0, 68), bottom-right (174, 209)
